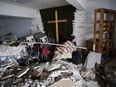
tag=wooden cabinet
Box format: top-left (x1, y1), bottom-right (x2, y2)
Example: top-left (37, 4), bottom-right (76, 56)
top-left (86, 39), bottom-right (93, 51)
top-left (94, 8), bottom-right (115, 60)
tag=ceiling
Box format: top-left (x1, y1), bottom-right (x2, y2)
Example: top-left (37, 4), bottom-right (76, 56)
top-left (0, 0), bottom-right (115, 10)
top-left (0, 0), bottom-right (70, 10)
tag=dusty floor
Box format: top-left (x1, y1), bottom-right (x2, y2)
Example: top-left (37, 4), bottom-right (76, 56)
top-left (105, 57), bottom-right (116, 76)
top-left (105, 57), bottom-right (116, 67)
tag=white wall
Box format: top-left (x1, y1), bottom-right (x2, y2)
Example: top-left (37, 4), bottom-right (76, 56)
top-left (72, 0), bottom-right (116, 47)
top-left (0, 17), bottom-right (5, 36)
top-left (85, 0), bottom-right (116, 41)
top-left (85, 1), bottom-right (116, 48)
top-left (2, 17), bottom-right (32, 38)
top-left (0, 15), bottom-right (45, 39)
top-left (0, 11), bottom-right (44, 39)
top-left (85, 0), bottom-right (116, 10)
top-left (0, 2), bottom-right (37, 18)
top-left (0, 2), bottom-right (44, 38)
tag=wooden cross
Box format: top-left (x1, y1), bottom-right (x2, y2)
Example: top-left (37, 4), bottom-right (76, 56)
top-left (47, 10), bottom-right (67, 43)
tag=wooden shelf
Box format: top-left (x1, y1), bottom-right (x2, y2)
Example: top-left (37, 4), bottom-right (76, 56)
top-left (96, 20), bottom-right (109, 23)
top-left (109, 40), bottom-right (113, 42)
top-left (103, 25), bottom-right (108, 28)
top-left (103, 39), bottom-right (107, 43)
top-left (95, 30), bottom-right (108, 34)
top-left (94, 8), bottom-right (115, 62)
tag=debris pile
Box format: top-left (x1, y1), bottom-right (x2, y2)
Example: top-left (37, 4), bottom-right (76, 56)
top-left (95, 63), bottom-right (116, 87)
top-left (0, 40), bottom-right (115, 87)
top-left (0, 59), bottom-right (100, 87)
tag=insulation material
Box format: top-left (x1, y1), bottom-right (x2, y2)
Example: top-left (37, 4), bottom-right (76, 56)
top-left (72, 10), bottom-right (87, 47)
top-left (30, 11), bottom-right (44, 34)
top-left (72, 10), bottom-right (93, 46)
top-left (85, 10), bottom-right (94, 40)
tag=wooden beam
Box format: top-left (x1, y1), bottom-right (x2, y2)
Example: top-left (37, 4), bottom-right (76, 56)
top-left (48, 20), bottom-right (67, 23)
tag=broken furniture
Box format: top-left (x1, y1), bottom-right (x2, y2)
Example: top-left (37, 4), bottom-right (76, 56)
top-left (86, 39), bottom-right (93, 51)
top-left (0, 40), bottom-right (101, 87)
top-left (0, 45), bottom-right (26, 73)
top-left (34, 32), bottom-right (48, 43)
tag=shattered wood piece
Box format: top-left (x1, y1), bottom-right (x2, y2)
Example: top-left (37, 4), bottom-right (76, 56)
top-left (86, 72), bottom-right (96, 80)
top-left (0, 74), bottom-right (14, 81)
top-left (0, 62), bottom-right (16, 73)
top-left (16, 67), bottom-right (29, 78)
top-left (83, 70), bottom-right (91, 78)
top-left (35, 62), bottom-right (49, 77)
top-left (33, 65), bottom-right (40, 70)
top-left (11, 67), bottom-right (22, 74)
top-left (48, 78), bottom-right (73, 87)
top-left (47, 64), bottom-right (61, 71)
top-left (30, 69), bottom-right (39, 77)
top-left (49, 70), bottom-right (71, 78)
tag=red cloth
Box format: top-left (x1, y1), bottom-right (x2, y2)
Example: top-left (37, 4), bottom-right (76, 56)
top-left (42, 47), bottom-right (49, 57)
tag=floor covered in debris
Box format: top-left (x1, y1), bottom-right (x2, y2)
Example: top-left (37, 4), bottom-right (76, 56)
top-left (0, 41), bottom-right (116, 87)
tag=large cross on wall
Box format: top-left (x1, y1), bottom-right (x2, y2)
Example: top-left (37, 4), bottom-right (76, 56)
top-left (47, 10), bottom-right (67, 43)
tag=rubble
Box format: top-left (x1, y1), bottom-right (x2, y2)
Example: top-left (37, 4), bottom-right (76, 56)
top-left (0, 40), bottom-right (112, 87)
top-left (95, 63), bottom-right (116, 87)
top-left (0, 57), bottom-right (101, 87)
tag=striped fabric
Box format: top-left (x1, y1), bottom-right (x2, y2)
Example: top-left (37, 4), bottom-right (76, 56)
top-left (56, 41), bottom-right (77, 54)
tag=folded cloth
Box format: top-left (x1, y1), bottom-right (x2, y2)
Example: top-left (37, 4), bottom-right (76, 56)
top-left (56, 41), bottom-right (76, 54)
top-left (56, 41), bottom-right (77, 59)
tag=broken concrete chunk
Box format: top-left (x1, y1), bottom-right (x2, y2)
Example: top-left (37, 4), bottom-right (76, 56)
top-left (48, 78), bottom-right (73, 87)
